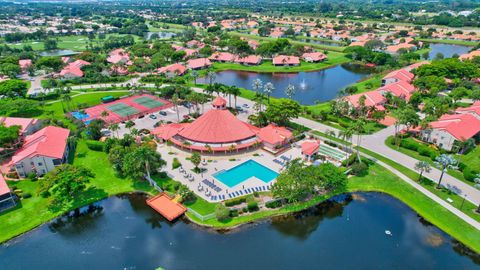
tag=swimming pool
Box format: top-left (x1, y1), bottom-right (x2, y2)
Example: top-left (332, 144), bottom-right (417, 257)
top-left (213, 160), bottom-right (279, 188)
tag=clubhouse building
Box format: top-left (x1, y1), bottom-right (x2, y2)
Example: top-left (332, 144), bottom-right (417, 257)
top-left (152, 96), bottom-right (293, 153)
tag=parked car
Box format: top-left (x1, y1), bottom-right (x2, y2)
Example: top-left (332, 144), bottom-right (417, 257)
top-left (242, 103), bottom-right (250, 108)
top-left (149, 114), bottom-right (157, 120)
top-left (159, 111), bottom-right (167, 116)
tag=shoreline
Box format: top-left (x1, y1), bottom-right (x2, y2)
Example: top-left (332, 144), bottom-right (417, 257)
top-left (3, 186), bottom-right (479, 254)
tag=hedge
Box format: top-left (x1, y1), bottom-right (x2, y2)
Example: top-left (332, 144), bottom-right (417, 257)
top-left (172, 158), bottom-right (182, 170)
top-left (224, 197), bottom-right (246, 206)
top-left (265, 199), bottom-right (283, 209)
top-left (85, 140), bottom-right (105, 151)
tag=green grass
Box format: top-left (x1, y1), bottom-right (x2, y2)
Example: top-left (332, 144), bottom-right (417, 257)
top-left (230, 32), bottom-right (346, 52)
top-left (458, 146), bottom-right (480, 172)
top-left (417, 38), bottom-right (478, 46)
top-left (385, 136), bottom-right (476, 187)
top-left (211, 52), bottom-right (349, 73)
top-left (358, 146), bottom-right (480, 224)
top-left (0, 140), bottom-right (155, 243)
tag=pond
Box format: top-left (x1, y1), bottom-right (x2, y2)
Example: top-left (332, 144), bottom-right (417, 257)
top-left (198, 64), bottom-right (374, 105)
top-left (298, 38), bottom-right (344, 47)
top-left (39, 49), bottom-right (80, 57)
top-left (145, 31), bottom-right (177, 40)
top-left (427, 43), bottom-right (472, 60)
top-left (1, 192), bottom-right (478, 270)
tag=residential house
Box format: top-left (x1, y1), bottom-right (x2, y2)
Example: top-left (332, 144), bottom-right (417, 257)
top-left (235, 55), bottom-right (262, 66)
top-left (10, 126), bottom-right (70, 177)
top-left (382, 69), bottom-right (414, 86)
top-left (209, 52), bottom-right (237, 63)
top-left (0, 117), bottom-right (41, 135)
top-left (157, 63), bottom-right (187, 77)
top-left (345, 90), bottom-right (387, 112)
top-left (18, 59), bottom-right (32, 73)
top-left (107, 49), bottom-right (131, 65)
top-left (385, 43), bottom-right (416, 54)
top-left (60, 59), bottom-right (90, 79)
top-left (459, 50), bottom-right (480, 61)
top-left (187, 58), bottom-right (212, 70)
top-left (302, 52), bottom-right (327, 63)
top-left (0, 174), bottom-right (15, 212)
top-left (272, 55), bottom-right (300, 66)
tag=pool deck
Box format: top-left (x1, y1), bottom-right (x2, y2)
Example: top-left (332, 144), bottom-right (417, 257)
top-left (156, 143), bottom-right (305, 202)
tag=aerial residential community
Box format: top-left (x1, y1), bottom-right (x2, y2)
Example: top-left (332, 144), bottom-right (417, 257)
top-left (0, 0), bottom-right (480, 269)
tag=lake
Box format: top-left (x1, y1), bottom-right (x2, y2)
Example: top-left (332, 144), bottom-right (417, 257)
top-left (427, 43), bottom-right (472, 60)
top-left (39, 49), bottom-right (80, 57)
top-left (199, 64), bottom-right (374, 105)
top-left (145, 31), bottom-right (177, 40)
top-left (1, 192), bottom-right (478, 270)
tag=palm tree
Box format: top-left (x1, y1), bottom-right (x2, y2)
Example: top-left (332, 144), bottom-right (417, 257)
top-left (62, 94), bottom-right (72, 112)
top-left (352, 118), bottom-right (366, 162)
top-left (263, 82), bottom-right (274, 104)
top-left (414, 161), bottom-right (431, 181)
top-left (125, 120), bottom-right (135, 133)
top-left (207, 71), bottom-right (216, 85)
top-left (252, 78), bottom-right (263, 94)
top-left (172, 93), bottom-right (180, 122)
top-left (101, 110), bottom-right (109, 121)
top-left (191, 70), bottom-right (199, 85)
top-left (434, 154), bottom-right (458, 189)
top-left (230, 86), bottom-right (241, 108)
top-left (136, 146), bottom-right (166, 179)
top-left (284, 84), bottom-right (295, 99)
top-left (109, 123), bottom-right (120, 137)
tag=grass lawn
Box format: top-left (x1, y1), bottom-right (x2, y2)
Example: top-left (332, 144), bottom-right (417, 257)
top-left (353, 73), bottom-right (384, 94)
top-left (211, 52), bottom-right (350, 73)
top-left (417, 38), bottom-right (478, 46)
top-left (0, 140), bottom-right (155, 243)
top-left (385, 136), bottom-right (476, 187)
top-left (457, 146), bottom-right (480, 172)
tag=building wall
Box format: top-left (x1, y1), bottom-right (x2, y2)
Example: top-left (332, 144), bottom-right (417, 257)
top-left (421, 129), bottom-right (456, 151)
top-left (14, 146), bottom-right (69, 177)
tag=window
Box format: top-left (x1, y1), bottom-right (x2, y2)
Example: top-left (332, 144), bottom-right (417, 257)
top-left (38, 162), bottom-right (43, 166)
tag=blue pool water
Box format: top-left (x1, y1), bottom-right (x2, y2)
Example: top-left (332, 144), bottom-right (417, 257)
top-left (213, 160), bottom-right (279, 188)
top-left (71, 111), bottom-right (90, 120)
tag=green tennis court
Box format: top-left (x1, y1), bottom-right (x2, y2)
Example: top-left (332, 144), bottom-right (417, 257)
top-left (134, 96), bottom-right (165, 109)
top-left (107, 103), bottom-right (139, 117)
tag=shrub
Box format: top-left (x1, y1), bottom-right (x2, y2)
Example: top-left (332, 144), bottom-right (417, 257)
top-left (458, 162), bottom-right (467, 172)
top-left (463, 167), bottom-right (479, 182)
top-left (172, 158), bottom-right (181, 170)
top-left (22, 192), bottom-right (32, 199)
top-left (40, 191), bottom-right (50, 198)
top-left (418, 146), bottom-right (433, 158)
top-left (224, 197), bottom-right (246, 206)
top-left (86, 140), bottom-right (105, 151)
top-left (247, 201), bottom-right (259, 212)
top-left (27, 172), bottom-right (38, 182)
top-left (229, 209), bottom-right (239, 217)
top-left (351, 162), bottom-right (369, 176)
top-left (400, 139), bottom-right (419, 151)
top-left (215, 204), bottom-right (230, 221)
top-left (265, 199), bottom-right (283, 209)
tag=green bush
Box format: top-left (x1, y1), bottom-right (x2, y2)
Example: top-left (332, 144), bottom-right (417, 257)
top-left (351, 162), bottom-right (369, 176)
top-left (215, 204), bottom-right (230, 221)
top-left (86, 140), bottom-right (105, 151)
top-left (400, 139), bottom-right (419, 151)
top-left (224, 197), bottom-right (246, 206)
top-left (463, 166), bottom-right (479, 182)
top-left (229, 209), bottom-right (239, 217)
top-left (22, 192), bottom-right (32, 199)
top-left (265, 199), bottom-right (283, 208)
top-left (172, 158), bottom-right (181, 170)
top-left (247, 201), bottom-right (259, 212)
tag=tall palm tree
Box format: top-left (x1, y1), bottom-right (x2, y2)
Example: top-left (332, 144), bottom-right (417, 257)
top-left (109, 123), bottom-right (120, 137)
top-left (207, 71), bottom-right (216, 85)
top-left (191, 70), bottom-right (199, 85)
top-left (230, 86), bottom-right (241, 108)
top-left (352, 118), bottom-right (366, 162)
top-left (125, 120), bottom-right (135, 133)
top-left (252, 78), bottom-right (263, 94)
top-left (414, 161), bottom-right (431, 181)
top-left (263, 82), bottom-right (274, 104)
top-left (172, 93), bottom-right (180, 122)
top-left (284, 84), bottom-right (295, 99)
top-left (434, 154), bottom-right (457, 189)
top-left (62, 94), bottom-right (72, 112)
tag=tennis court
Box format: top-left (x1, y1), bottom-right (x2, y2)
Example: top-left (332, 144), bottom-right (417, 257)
top-left (134, 96), bottom-right (165, 109)
top-left (107, 103), bottom-right (140, 117)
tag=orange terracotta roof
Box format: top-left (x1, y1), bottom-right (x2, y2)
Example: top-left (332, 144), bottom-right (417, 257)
top-left (212, 96), bottom-right (227, 107)
top-left (257, 124), bottom-right (293, 145)
top-left (0, 173), bottom-right (10, 197)
top-left (301, 140), bottom-right (320, 156)
top-left (146, 193), bottom-right (186, 221)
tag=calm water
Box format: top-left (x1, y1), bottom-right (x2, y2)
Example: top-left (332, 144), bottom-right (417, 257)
top-left (427, 43), bottom-right (472, 60)
top-left (199, 64), bottom-right (373, 105)
top-left (1, 192), bottom-right (479, 270)
top-left (145, 31), bottom-right (177, 40)
top-left (39, 49), bottom-right (80, 56)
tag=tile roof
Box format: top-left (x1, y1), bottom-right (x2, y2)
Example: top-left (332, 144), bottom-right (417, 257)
top-left (257, 124), bottom-right (293, 145)
top-left (0, 117), bottom-right (39, 134)
top-left (429, 113), bottom-right (480, 141)
top-left (272, 55), bottom-right (300, 65)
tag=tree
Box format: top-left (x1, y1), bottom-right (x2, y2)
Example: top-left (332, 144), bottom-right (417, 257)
top-left (40, 164), bottom-right (94, 208)
top-left (0, 79), bottom-right (28, 98)
top-left (44, 39), bottom-right (58, 50)
top-left (125, 120), bottom-right (135, 132)
top-left (191, 70), bottom-right (198, 85)
top-left (351, 118), bottom-right (366, 162)
top-left (264, 98), bottom-right (301, 126)
top-left (434, 154), bottom-right (457, 189)
top-left (263, 82), bottom-right (274, 103)
top-left (229, 86), bottom-right (241, 108)
top-left (252, 78), bottom-right (263, 94)
top-left (207, 71), bottom-right (216, 85)
top-left (171, 93), bottom-right (180, 122)
top-left (0, 124), bottom-right (20, 147)
top-left (109, 123), bottom-right (120, 137)
top-left (284, 84), bottom-right (295, 99)
top-left (474, 175), bottom-right (480, 213)
top-left (215, 204), bottom-right (230, 221)
top-left (86, 119), bottom-right (105, 140)
top-left (393, 106), bottom-right (420, 146)
top-left (414, 161), bottom-right (431, 181)
top-left (190, 152), bottom-right (201, 172)
top-left (123, 146), bottom-right (166, 179)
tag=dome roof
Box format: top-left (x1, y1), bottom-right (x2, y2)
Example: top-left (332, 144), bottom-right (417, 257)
top-left (212, 96), bottom-right (227, 107)
top-left (177, 109), bottom-right (256, 143)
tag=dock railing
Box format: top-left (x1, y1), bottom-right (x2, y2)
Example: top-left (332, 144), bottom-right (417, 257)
top-left (187, 207), bottom-right (216, 221)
